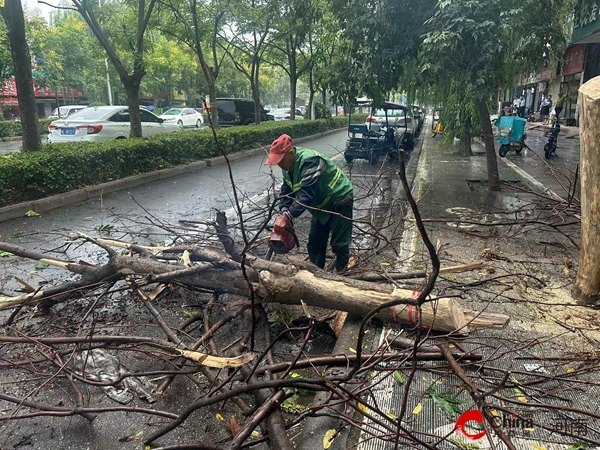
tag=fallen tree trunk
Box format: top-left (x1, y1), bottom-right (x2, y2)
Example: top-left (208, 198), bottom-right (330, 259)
top-left (0, 239), bottom-right (505, 333)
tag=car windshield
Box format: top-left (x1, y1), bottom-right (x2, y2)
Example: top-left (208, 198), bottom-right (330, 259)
top-left (51, 107), bottom-right (75, 116)
top-left (372, 108), bottom-right (406, 118)
top-left (163, 109), bottom-right (183, 115)
top-left (63, 108), bottom-right (112, 120)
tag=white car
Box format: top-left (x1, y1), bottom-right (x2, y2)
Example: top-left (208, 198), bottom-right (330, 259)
top-left (272, 108), bottom-right (304, 121)
top-left (48, 105), bottom-right (88, 119)
top-left (47, 106), bottom-right (181, 143)
top-left (159, 107), bottom-right (204, 128)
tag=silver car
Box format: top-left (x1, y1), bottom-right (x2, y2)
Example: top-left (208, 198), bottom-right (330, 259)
top-left (365, 104), bottom-right (416, 151)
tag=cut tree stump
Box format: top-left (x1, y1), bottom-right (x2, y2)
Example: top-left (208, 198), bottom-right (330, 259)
top-left (573, 76), bottom-right (600, 305)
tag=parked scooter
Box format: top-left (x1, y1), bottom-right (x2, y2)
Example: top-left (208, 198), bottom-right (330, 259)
top-left (544, 117), bottom-right (560, 159)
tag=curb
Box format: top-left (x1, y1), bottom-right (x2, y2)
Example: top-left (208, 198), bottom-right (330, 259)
top-left (0, 128), bottom-right (346, 224)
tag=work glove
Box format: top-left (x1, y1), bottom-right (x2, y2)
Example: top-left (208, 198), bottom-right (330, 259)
top-left (273, 211), bottom-right (293, 234)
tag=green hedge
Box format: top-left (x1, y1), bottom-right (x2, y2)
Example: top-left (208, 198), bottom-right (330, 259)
top-left (0, 118), bottom-right (356, 207)
top-left (0, 119), bottom-right (52, 138)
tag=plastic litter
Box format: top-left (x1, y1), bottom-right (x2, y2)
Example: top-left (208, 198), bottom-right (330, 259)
top-left (73, 349), bottom-right (156, 404)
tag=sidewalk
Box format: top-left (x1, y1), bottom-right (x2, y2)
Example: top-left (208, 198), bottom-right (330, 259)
top-left (366, 129), bottom-right (596, 449)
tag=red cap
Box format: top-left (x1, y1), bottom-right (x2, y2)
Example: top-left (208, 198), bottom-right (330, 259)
top-left (265, 134), bottom-right (293, 165)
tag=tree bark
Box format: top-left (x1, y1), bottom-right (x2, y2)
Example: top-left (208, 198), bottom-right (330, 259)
top-left (458, 128), bottom-right (472, 156)
top-left (2, 0), bottom-right (42, 152)
top-left (475, 97), bottom-right (500, 190)
top-left (572, 76), bottom-right (600, 305)
top-left (123, 79), bottom-right (143, 137)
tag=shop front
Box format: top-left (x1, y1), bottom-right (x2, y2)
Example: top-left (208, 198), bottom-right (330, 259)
top-left (561, 44), bottom-right (586, 124)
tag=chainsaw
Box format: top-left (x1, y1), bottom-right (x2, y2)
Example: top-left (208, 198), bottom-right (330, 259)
top-left (265, 225), bottom-right (299, 260)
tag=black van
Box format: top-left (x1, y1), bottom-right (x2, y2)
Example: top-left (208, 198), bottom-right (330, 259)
top-left (216, 98), bottom-right (274, 126)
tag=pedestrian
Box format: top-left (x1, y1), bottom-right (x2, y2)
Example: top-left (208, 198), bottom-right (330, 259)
top-left (512, 96), bottom-right (520, 115)
top-left (541, 95), bottom-right (552, 124)
top-left (265, 134), bottom-right (354, 272)
top-left (519, 96), bottom-right (526, 118)
top-left (554, 92), bottom-right (567, 120)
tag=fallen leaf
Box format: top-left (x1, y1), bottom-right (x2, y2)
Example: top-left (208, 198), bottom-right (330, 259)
top-left (393, 371), bottom-right (405, 384)
top-left (567, 368), bottom-right (575, 373)
top-left (323, 429), bottom-right (336, 449)
top-left (230, 417), bottom-right (240, 437)
top-left (216, 413), bottom-right (224, 421)
top-left (25, 210), bottom-right (40, 217)
top-left (531, 446), bottom-right (548, 450)
top-left (348, 347), bottom-right (356, 354)
top-left (564, 267), bottom-right (570, 277)
top-left (514, 387), bottom-right (528, 403)
top-left (251, 430), bottom-right (260, 437)
top-left (34, 262), bottom-right (50, 270)
top-left (358, 403), bottom-right (367, 413)
top-left (0, 252), bottom-right (11, 257)
top-left (412, 403), bottom-right (423, 415)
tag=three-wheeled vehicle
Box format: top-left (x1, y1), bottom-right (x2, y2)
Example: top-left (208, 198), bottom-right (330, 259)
top-left (431, 108), bottom-right (447, 137)
top-left (343, 100), bottom-right (413, 165)
top-left (495, 116), bottom-right (527, 157)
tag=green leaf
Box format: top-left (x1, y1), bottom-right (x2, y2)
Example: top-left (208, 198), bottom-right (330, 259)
top-left (25, 210), bottom-right (40, 217)
top-left (567, 443), bottom-right (589, 450)
top-left (0, 251), bottom-right (12, 257)
top-left (393, 371), bottom-right (405, 384)
top-left (34, 262), bottom-right (50, 270)
top-left (9, 232), bottom-right (24, 239)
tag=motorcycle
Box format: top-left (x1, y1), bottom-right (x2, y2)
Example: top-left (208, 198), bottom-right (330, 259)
top-left (544, 118), bottom-right (560, 159)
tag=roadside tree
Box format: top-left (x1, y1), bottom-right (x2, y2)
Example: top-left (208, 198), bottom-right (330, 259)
top-left (0, 17), bottom-right (14, 119)
top-left (158, 0), bottom-right (228, 126)
top-left (1, 0), bottom-right (41, 151)
top-left (221, 0), bottom-right (277, 124)
top-left (419, 0), bottom-right (572, 190)
top-left (71, 0), bottom-right (158, 137)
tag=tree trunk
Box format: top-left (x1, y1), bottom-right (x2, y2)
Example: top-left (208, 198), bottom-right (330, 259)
top-left (2, 0), bottom-right (41, 152)
top-left (251, 65), bottom-right (262, 125)
top-left (458, 128), bottom-right (472, 156)
top-left (475, 97), bottom-right (500, 190)
top-left (289, 74), bottom-right (296, 120)
top-left (308, 69), bottom-right (315, 120)
top-left (208, 81), bottom-right (218, 128)
top-left (123, 80), bottom-right (143, 137)
top-left (572, 77), bottom-right (600, 305)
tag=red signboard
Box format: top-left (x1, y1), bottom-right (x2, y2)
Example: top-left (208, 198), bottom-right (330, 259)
top-left (564, 45), bottom-right (586, 76)
top-left (1, 78), bottom-right (81, 98)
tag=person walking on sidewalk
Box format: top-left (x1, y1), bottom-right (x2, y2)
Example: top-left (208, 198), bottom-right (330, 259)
top-left (554, 93), bottom-right (567, 120)
top-left (265, 134), bottom-right (354, 272)
top-left (541, 95), bottom-right (552, 124)
top-left (519, 96), bottom-right (526, 118)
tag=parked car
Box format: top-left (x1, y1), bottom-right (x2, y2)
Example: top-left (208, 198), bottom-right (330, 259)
top-left (48, 105), bottom-right (88, 119)
top-left (364, 103), bottom-right (415, 151)
top-left (159, 107), bottom-right (204, 128)
top-left (272, 108), bottom-right (304, 121)
top-left (47, 106), bottom-right (181, 143)
top-left (216, 98), bottom-right (274, 126)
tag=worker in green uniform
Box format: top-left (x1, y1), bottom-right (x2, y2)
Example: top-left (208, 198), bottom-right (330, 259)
top-left (265, 134), bottom-right (354, 272)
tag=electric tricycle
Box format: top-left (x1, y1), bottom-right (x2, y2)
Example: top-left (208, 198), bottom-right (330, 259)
top-left (495, 115), bottom-right (527, 157)
top-left (343, 100), bottom-right (413, 165)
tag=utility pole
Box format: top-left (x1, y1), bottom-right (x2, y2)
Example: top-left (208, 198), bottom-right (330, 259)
top-left (105, 58), bottom-right (112, 105)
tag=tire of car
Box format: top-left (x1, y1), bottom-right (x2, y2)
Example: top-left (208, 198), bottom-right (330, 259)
top-left (499, 144), bottom-right (509, 157)
top-left (177, 120), bottom-right (184, 129)
top-left (196, 119), bottom-right (202, 128)
top-left (244, 119), bottom-right (253, 125)
top-left (116, 136), bottom-right (127, 140)
top-left (405, 136), bottom-right (415, 152)
top-left (344, 154), bottom-right (354, 164)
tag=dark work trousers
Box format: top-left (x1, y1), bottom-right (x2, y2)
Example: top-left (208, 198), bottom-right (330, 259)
top-left (554, 106), bottom-right (563, 118)
top-left (307, 204), bottom-right (353, 272)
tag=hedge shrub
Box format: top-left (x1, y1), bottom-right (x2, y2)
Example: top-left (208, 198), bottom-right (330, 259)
top-left (0, 119), bottom-right (52, 138)
top-left (0, 117), bottom-right (356, 207)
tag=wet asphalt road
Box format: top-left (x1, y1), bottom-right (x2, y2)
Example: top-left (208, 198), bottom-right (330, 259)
top-left (0, 129), bottom-right (402, 253)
